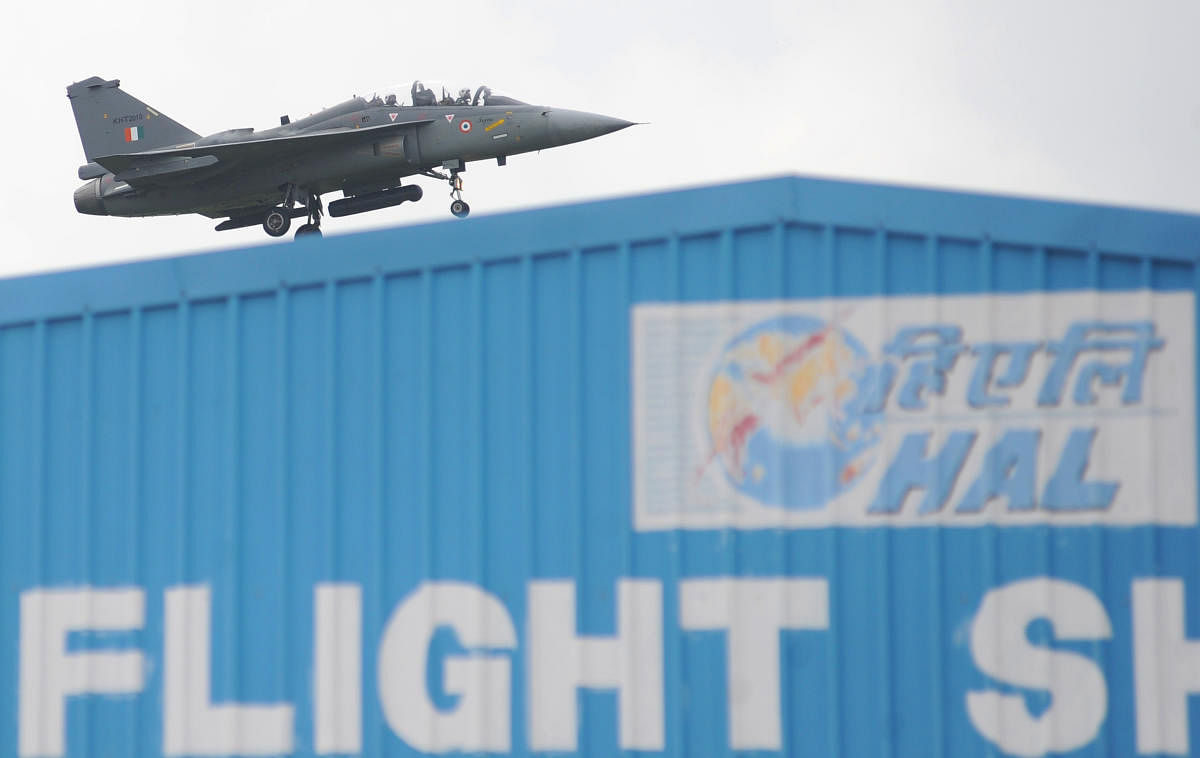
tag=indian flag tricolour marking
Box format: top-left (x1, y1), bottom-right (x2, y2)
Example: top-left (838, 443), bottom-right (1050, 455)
top-left (125, 126), bottom-right (144, 142)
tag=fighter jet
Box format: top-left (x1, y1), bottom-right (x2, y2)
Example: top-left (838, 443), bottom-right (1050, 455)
top-left (68, 77), bottom-right (634, 239)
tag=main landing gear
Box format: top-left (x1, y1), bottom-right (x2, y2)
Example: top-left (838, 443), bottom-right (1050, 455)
top-left (294, 192), bottom-right (323, 240)
top-left (263, 207), bottom-right (290, 237)
top-left (262, 185), bottom-right (323, 239)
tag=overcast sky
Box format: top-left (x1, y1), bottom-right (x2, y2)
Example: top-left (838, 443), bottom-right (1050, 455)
top-left (1, 1), bottom-right (1197, 278)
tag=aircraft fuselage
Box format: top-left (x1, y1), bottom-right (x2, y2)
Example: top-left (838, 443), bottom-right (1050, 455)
top-left (72, 96), bottom-right (631, 230)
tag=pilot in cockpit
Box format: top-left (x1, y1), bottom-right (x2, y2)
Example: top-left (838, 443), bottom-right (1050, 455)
top-left (455, 88), bottom-right (472, 105)
top-left (385, 93), bottom-right (397, 106)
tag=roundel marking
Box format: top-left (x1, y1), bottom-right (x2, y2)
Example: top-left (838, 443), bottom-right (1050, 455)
top-left (459, 120), bottom-right (473, 133)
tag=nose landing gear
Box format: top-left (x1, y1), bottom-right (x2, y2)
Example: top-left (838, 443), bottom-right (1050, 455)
top-left (448, 171), bottom-right (470, 218)
top-left (422, 165), bottom-right (471, 219)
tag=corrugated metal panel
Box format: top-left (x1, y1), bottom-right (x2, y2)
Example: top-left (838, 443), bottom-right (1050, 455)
top-left (3, 176), bottom-right (1200, 757)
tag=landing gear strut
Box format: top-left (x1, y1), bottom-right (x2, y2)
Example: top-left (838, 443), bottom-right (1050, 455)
top-left (448, 171), bottom-right (470, 218)
top-left (294, 192), bottom-right (323, 239)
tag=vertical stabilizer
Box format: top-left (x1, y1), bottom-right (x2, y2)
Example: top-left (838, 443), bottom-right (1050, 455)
top-left (66, 77), bottom-right (201, 161)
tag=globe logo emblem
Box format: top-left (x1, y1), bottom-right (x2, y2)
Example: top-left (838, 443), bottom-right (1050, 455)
top-left (702, 315), bottom-right (883, 509)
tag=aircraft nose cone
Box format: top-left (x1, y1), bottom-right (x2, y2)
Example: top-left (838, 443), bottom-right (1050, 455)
top-left (73, 179), bottom-right (105, 216)
top-left (547, 109), bottom-right (636, 145)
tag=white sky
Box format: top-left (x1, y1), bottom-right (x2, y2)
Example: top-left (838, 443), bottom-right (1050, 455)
top-left (1, 0), bottom-right (1198, 278)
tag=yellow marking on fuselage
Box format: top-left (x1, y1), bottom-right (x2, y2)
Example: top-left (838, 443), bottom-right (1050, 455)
top-left (484, 118), bottom-right (506, 132)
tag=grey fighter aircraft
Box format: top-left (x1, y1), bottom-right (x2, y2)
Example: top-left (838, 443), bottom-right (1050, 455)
top-left (68, 77), bottom-right (634, 239)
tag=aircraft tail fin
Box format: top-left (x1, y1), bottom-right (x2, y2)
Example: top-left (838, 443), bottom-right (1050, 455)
top-left (66, 77), bottom-right (201, 161)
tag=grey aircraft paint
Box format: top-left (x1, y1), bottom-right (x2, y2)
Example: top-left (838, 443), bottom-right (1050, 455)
top-left (67, 77), bottom-right (634, 239)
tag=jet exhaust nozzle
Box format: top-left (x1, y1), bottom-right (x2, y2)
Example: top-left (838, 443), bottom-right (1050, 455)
top-left (73, 179), bottom-right (105, 216)
top-left (328, 185), bottom-right (423, 218)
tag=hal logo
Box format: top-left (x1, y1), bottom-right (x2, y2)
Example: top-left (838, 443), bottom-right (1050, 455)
top-left (633, 291), bottom-right (1196, 530)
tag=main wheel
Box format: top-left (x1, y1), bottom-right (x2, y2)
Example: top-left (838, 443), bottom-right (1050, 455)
top-left (450, 200), bottom-right (470, 218)
top-left (263, 208), bottom-right (290, 237)
top-left (294, 224), bottom-right (323, 239)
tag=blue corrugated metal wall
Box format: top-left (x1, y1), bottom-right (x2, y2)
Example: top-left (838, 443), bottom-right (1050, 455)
top-left (3, 176), bottom-right (1200, 757)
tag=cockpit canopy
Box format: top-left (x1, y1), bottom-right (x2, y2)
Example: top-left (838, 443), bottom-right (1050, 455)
top-left (361, 81), bottom-right (526, 108)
